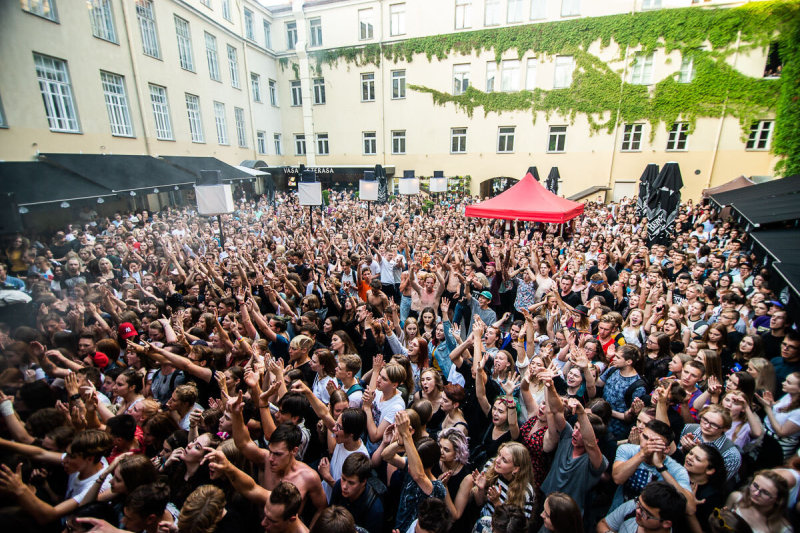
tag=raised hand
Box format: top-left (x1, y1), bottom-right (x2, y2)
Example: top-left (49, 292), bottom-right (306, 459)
top-left (226, 391), bottom-right (244, 414)
top-left (501, 373), bottom-right (521, 395)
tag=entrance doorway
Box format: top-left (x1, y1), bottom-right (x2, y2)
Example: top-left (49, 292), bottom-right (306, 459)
top-left (480, 177), bottom-right (519, 198)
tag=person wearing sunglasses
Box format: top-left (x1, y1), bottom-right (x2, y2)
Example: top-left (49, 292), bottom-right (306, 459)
top-left (598, 480), bottom-right (687, 533)
top-left (724, 469), bottom-right (792, 533)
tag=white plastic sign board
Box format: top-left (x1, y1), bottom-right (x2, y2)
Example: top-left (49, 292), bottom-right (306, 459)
top-left (195, 184), bottom-right (234, 215)
top-left (298, 182), bottom-right (322, 206)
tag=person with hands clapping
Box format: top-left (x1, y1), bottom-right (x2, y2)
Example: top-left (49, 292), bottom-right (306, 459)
top-left (361, 354), bottom-right (406, 453)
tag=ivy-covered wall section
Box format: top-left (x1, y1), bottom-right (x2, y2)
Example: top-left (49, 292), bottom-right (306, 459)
top-left (312, 0), bottom-right (800, 175)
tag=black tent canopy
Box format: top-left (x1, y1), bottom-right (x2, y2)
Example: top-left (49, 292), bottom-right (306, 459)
top-left (710, 174), bottom-right (800, 209)
top-left (0, 161), bottom-right (115, 206)
top-left (160, 156), bottom-right (252, 183)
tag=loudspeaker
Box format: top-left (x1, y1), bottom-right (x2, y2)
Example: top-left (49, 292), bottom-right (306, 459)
top-left (195, 184), bottom-right (234, 215)
top-left (197, 170), bottom-right (222, 186)
top-left (0, 193), bottom-right (23, 234)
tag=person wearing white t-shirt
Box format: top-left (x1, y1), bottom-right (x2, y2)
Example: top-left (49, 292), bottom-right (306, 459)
top-left (362, 358), bottom-right (407, 453)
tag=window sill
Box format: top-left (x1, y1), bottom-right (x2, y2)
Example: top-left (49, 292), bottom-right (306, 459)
top-left (50, 129), bottom-right (83, 135)
top-left (111, 134), bottom-right (136, 138)
top-left (94, 36), bottom-right (120, 46)
top-left (665, 148), bottom-right (688, 152)
top-left (620, 149), bottom-right (642, 153)
top-left (155, 137), bottom-right (175, 142)
top-left (22, 11), bottom-right (59, 23)
top-left (191, 141), bottom-right (206, 144)
top-left (391, 97), bottom-right (406, 100)
top-left (745, 148), bottom-right (770, 152)
top-left (546, 151), bottom-right (566, 154)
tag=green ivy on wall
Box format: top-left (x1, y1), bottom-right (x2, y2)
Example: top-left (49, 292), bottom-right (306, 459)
top-left (773, 18), bottom-right (800, 176)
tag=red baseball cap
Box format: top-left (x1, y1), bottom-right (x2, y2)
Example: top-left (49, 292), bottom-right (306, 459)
top-left (118, 322), bottom-right (137, 340)
top-left (92, 351), bottom-right (110, 369)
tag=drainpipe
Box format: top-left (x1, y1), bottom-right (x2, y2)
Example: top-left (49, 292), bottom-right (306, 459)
top-left (120, 0), bottom-right (153, 156)
top-left (294, 0), bottom-right (316, 166)
top-left (706, 29), bottom-right (742, 189)
top-left (606, 43), bottom-right (632, 197)
top-left (236, 1), bottom-right (258, 161)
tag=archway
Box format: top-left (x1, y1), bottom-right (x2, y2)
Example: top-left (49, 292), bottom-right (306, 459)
top-left (480, 176), bottom-right (519, 198)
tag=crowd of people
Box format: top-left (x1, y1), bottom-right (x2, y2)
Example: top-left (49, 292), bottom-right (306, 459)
top-left (0, 189), bottom-right (798, 533)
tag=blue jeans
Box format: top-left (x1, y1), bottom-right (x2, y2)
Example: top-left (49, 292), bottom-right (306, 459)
top-left (399, 295), bottom-right (412, 324)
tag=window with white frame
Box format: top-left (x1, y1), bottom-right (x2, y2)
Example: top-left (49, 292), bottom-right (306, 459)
top-left (453, 64), bottom-right (470, 95)
top-left (507, 0), bottom-right (523, 23)
top-left (221, 0), bottom-right (231, 21)
top-left (531, 0), bottom-right (546, 20)
top-left (642, 0), bottom-right (662, 10)
top-left (205, 33), bottom-right (221, 81)
top-left (363, 132), bottom-right (377, 155)
top-left (679, 56), bottom-right (695, 83)
top-left (501, 60), bottom-right (520, 92)
top-left (100, 71), bottom-right (132, 136)
top-left (286, 21), bottom-right (297, 49)
top-left (264, 21), bottom-right (271, 49)
top-left (451, 128), bottom-right (467, 153)
top-left (269, 79), bottom-right (278, 106)
top-left (294, 134), bottom-right (306, 155)
top-left (200, 0), bottom-right (210, 7)
top-left (485, 0), bottom-right (500, 26)
top-left (290, 81), bottom-right (302, 106)
top-left (227, 45), bottom-right (239, 88)
top-left (561, 0), bottom-right (580, 17)
top-left (313, 78), bottom-right (326, 105)
top-left (392, 130), bottom-right (406, 154)
top-left (148, 84), bottom-right (172, 140)
top-left (553, 55), bottom-right (573, 88)
top-left (309, 18), bottom-right (323, 47)
top-left (455, 0), bottom-right (471, 29)
top-left (497, 127), bottom-right (515, 152)
top-left (257, 131), bottom-right (267, 154)
top-left (359, 8), bottom-right (374, 40)
top-left (525, 58), bottom-right (537, 90)
top-left (21, 0), bottom-right (58, 21)
top-left (548, 125), bottom-right (567, 152)
top-left (174, 16), bottom-right (194, 71)
top-left (244, 9), bottom-right (255, 40)
top-left (33, 53), bottom-right (79, 132)
top-left (746, 120), bottom-right (773, 150)
top-left (486, 62), bottom-right (496, 92)
top-left (666, 122), bottom-right (689, 151)
top-left (213, 101), bottom-right (228, 144)
top-left (631, 53), bottom-right (654, 85)
top-left (136, 0), bottom-right (160, 58)
top-left (361, 73), bottom-right (375, 102)
top-left (621, 123), bottom-right (643, 151)
top-left (185, 93), bottom-right (204, 142)
top-left (88, 0), bottom-right (117, 43)
top-left (392, 70), bottom-right (406, 99)
top-left (251, 73), bottom-right (262, 102)
top-left (274, 133), bottom-right (282, 155)
top-left (317, 133), bottom-right (329, 155)
top-left (234, 107), bottom-right (247, 147)
top-left (390, 3), bottom-right (405, 36)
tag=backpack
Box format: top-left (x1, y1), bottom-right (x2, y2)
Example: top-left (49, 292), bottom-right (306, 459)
top-left (346, 383), bottom-right (364, 397)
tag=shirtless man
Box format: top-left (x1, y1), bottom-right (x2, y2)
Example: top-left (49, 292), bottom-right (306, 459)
top-left (366, 279), bottom-right (390, 315)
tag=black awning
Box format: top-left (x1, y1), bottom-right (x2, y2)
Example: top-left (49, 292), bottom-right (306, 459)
top-left (39, 153), bottom-right (196, 192)
top-left (0, 161), bottom-right (115, 206)
top-left (710, 174), bottom-right (800, 208)
top-left (730, 192), bottom-right (800, 227)
top-left (772, 262), bottom-right (800, 302)
top-left (750, 229), bottom-right (800, 264)
top-left (160, 156), bottom-right (252, 182)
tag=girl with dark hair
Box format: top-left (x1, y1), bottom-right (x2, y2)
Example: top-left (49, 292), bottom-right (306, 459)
top-left (684, 443), bottom-right (727, 527)
top-left (540, 492), bottom-right (583, 533)
top-left (726, 469), bottom-right (792, 533)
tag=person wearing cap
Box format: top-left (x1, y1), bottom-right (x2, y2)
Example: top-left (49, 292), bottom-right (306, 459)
top-left (118, 322), bottom-right (138, 344)
top-left (461, 288), bottom-right (496, 337)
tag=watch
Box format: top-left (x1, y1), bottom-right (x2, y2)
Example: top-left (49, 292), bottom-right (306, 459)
top-left (656, 465), bottom-right (668, 473)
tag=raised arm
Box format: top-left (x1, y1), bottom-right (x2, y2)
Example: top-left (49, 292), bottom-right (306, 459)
top-left (227, 392), bottom-right (269, 465)
top-left (569, 398), bottom-right (604, 470)
top-left (396, 410), bottom-right (434, 494)
top-left (206, 447), bottom-right (270, 504)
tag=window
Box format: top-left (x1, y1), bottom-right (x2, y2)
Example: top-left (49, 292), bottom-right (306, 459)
top-left (358, 8), bottom-right (374, 40)
top-left (317, 133), bottom-right (329, 155)
top-left (0, 93), bottom-right (7, 128)
top-left (21, 0), bottom-right (58, 21)
top-left (290, 81), bottom-right (302, 106)
top-left (286, 21), bottom-right (297, 50)
top-left (234, 107), bottom-right (247, 147)
top-left (501, 60), bottom-right (520, 92)
top-left (185, 93), bottom-right (204, 143)
top-left (455, 0), bottom-right (471, 29)
top-left (174, 16), bottom-right (194, 71)
top-left (148, 84), bottom-right (173, 140)
top-left (642, 0), bottom-right (662, 9)
top-left (309, 18), bottom-right (322, 47)
top-left (666, 122), bottom-right (689, 151)
top-left (746, 120), bottom-right (773, 150)
top-left (268, 79), bottom-right (278, 106)
top-left (548, 125), bottom-right (567, 152)
top-left (33, 53), bottom-right (79, 133)
top-left (313, 78), bottom-right (326, 105)
top-left (631, 53), bottom-right (654, 85)
top-left (553, 56), bottom-right (573, 88)
top-left (263, 21), bottom-right (271, 49)
top-left (200, 0), bottom-right (210, 7)
top-left (507, 0), bottom-right (523, 23)
top-left (451, 128), bottom-right (466, 153)
top-left (227, 45), bottom-right (239, 88)
top-left (294, 134), bottom-right (306, 155)
top-left (213, 101), bottom-right (228, 144)
top-left (274, 133), bottom-right (282, 155)
top-left (251, 73), bottom-right (262, 102)
top-left (136, 0), bottom-right (160, 58)
top-left (485, 0), bottom-right (500, 26)
top-left (363, 132), bottom-right (377, 155)
top-left (257, 131), bottom-right (267, 154)
top-left (453, 64), bottom-right (470, 95)
top-left (561, 0), bottom-right (580, 17)
top-left (525, 58), bottom-right (537, 90)
top-left (497, 127), bottom-right (515, 153)
top-left (621, 123), bottom-right (643, 151)
top-left (486, 62), bottom-right (496, 92)
top-left (764, 42), bottom-right (782, 78)
top-left (531, 0), bottom-right (546, 20)
top-left (361, 73), bottom-right (375, 102)
top-left (88, 0), bottom-right (117, 43)
top-left (392, 70), bottom-right (406, 99)
top-left (392, 130), bottom-right (406, 154)
top-left (205, 33), bottom-right (221, 81)
top-left (390, 3), bottom-right (405, 36)
top-left (679, 56), bottom-right (695, 83)
top-left (100, 72), bottom-right (133, 136)
top-left (221, 0), bottom-right (231, 21)
top-left (244, 9), bottom-right (255, 40)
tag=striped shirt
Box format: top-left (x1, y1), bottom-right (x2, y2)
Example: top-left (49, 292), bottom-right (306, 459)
top-left (481, 459), bottom-right (536, 519)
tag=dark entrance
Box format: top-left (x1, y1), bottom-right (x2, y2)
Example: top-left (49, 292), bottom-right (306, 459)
top-left (480, 177), bottom-right (519, 198)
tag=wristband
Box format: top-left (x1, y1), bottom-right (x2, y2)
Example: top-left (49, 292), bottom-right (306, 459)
top-left (656, 465), bottom-right (667, 473)
top-left (69, 394), bottom-right (81, 402)
top-left (0, 400), bottom-right (14, 417)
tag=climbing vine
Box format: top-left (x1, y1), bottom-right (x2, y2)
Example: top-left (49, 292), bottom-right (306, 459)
top-left (772, 17), bottom-right (800, 176)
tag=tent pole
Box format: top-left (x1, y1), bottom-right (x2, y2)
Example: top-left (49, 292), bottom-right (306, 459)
top-left (219, 215), bottom-right (225, 249)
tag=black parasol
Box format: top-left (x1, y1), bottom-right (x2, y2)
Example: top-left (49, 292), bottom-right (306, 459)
top-left (646, 162), bottom-right (683, 246)
top-left (635, 163), bottom-right (659, 220)
top-left (546, 167), bottom-right (560, 195)
top-left (527, 166), bottom-right (541, 182)
top-left (375, 164), bottom-right (388, 203)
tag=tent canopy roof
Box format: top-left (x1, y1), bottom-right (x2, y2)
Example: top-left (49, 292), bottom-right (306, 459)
top-left (702, 175), bottom-right (754, 198)
top-left (465, 172), bottom-right (584, 223)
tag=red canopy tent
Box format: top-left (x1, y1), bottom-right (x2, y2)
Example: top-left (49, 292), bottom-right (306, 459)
top-left (465, 172), bottom-right (584, 223)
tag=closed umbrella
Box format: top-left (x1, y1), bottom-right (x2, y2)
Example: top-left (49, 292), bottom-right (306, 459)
top-left (546, 167), bottom-right (560, 195)
top-left (635, 163), bottom-right (659, 220)
top-left (375, 164), bottom-right (388, 203)
top-left (527, 166), bottom-right (541, 182)
top-left (647, 162), bottom-right (683, 246)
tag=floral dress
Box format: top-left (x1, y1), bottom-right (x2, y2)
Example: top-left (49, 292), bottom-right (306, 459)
top-left (520, 415), bottom-right (549, 489)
